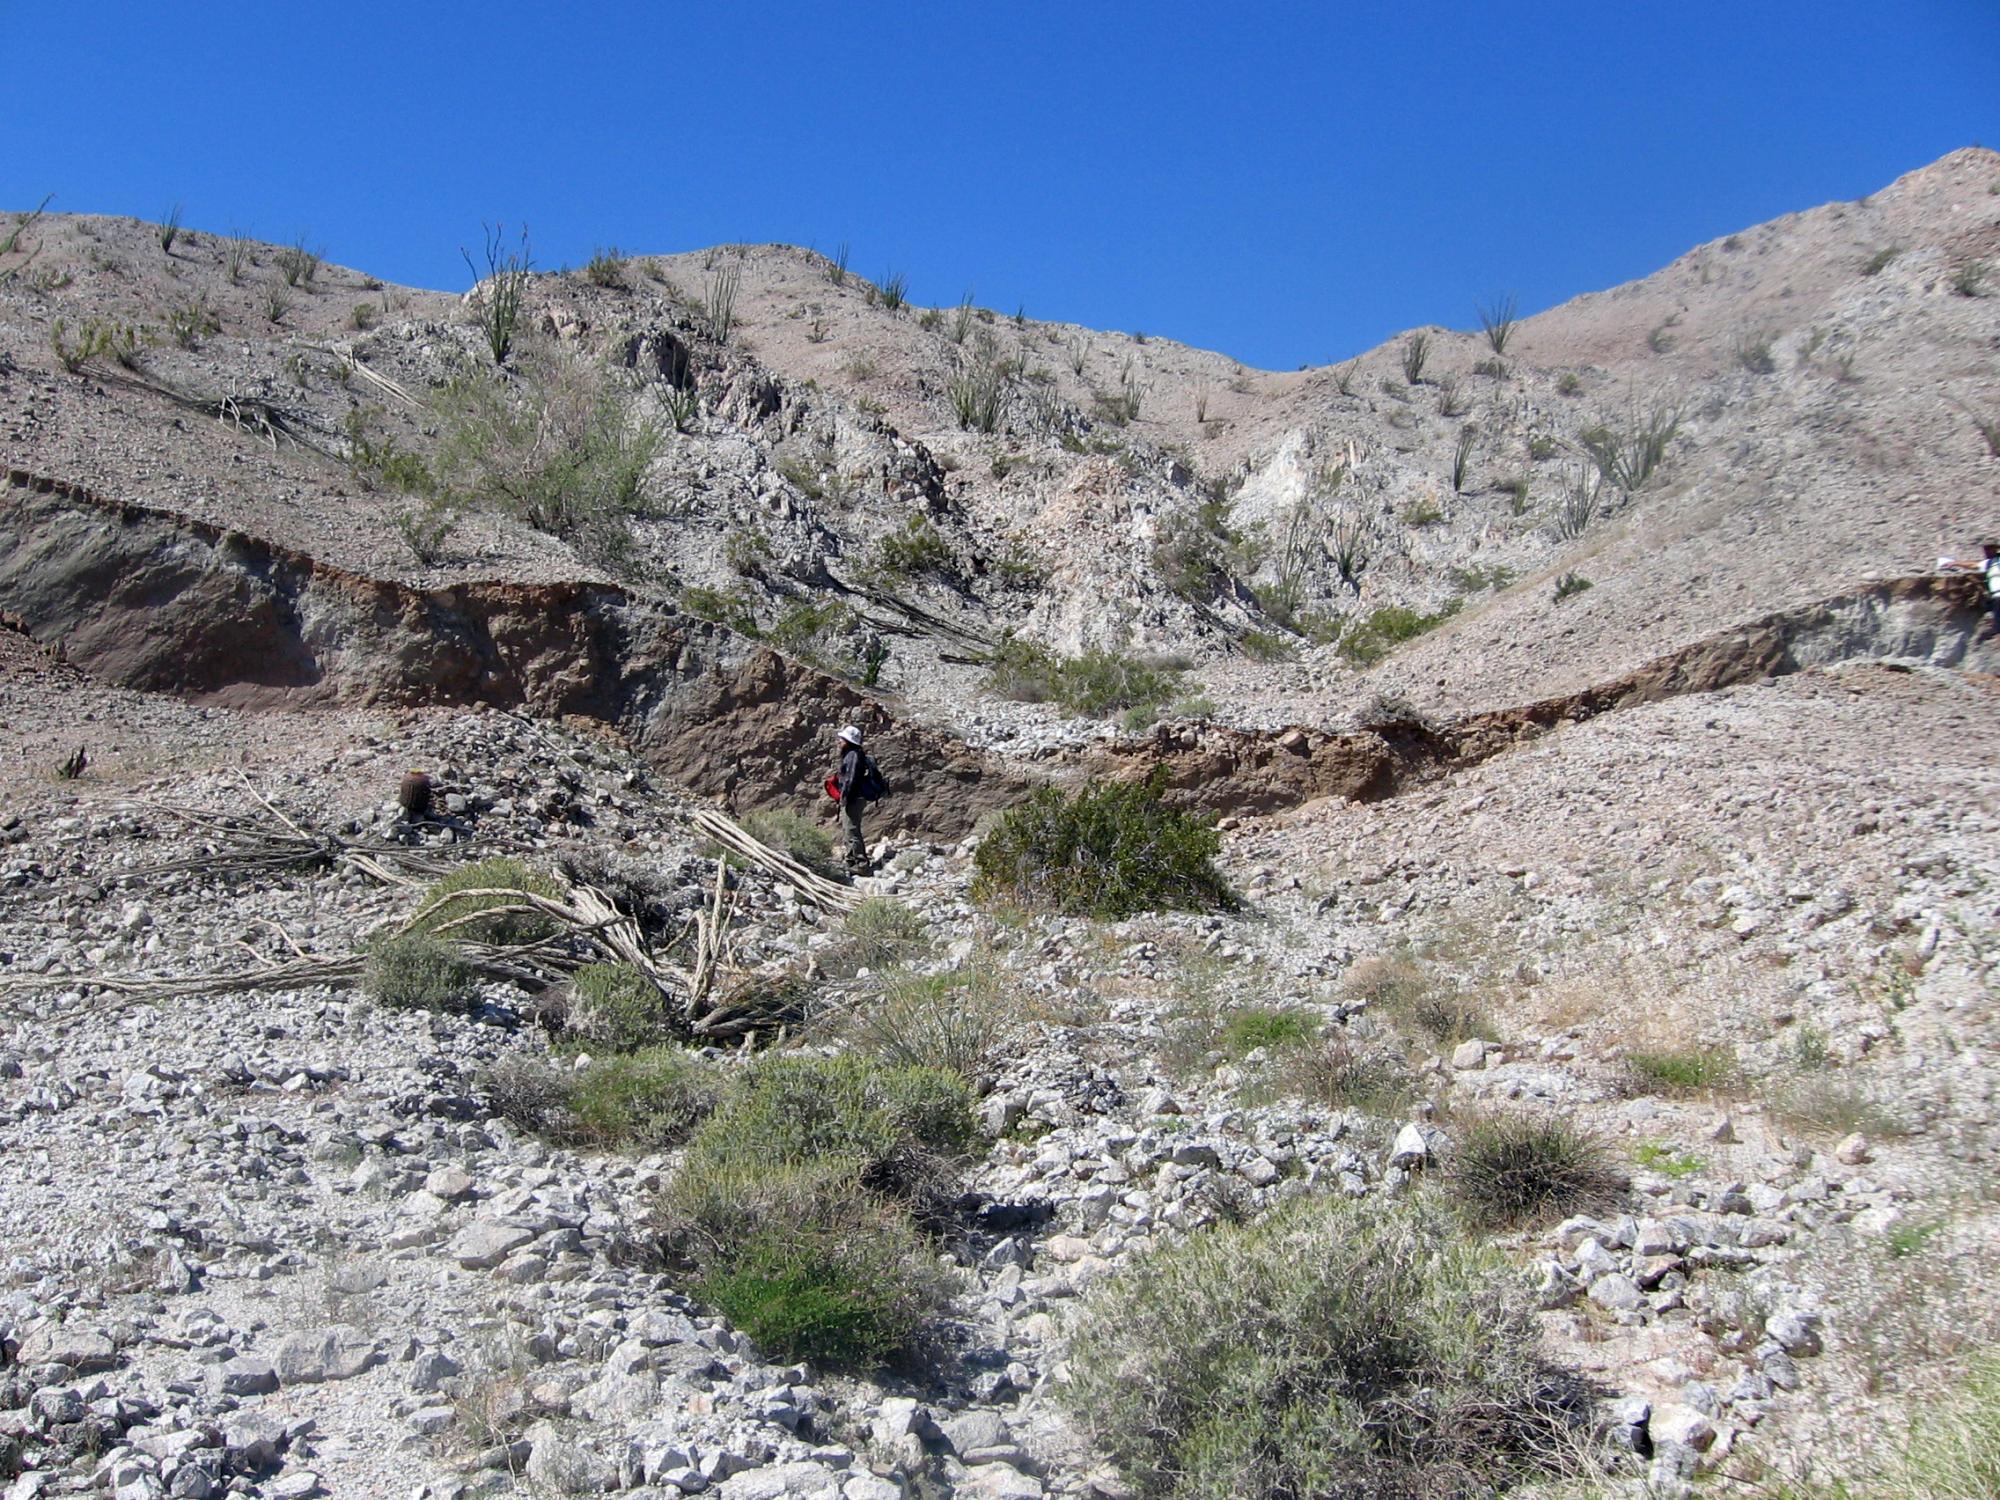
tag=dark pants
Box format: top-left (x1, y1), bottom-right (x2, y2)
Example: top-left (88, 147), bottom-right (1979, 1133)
top-left (840, 796), bottom-right (868, 868)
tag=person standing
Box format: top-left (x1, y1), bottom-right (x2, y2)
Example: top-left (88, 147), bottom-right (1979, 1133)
top-left (833, 724), bottom-right (887, 873)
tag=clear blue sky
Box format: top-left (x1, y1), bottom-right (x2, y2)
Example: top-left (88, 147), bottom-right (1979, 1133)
top-left (7, 1), bottom-right (1995, 369)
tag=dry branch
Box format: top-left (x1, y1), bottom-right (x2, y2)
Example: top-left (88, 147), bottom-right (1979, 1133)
top-left (689, 806), bottom-right (861, 912)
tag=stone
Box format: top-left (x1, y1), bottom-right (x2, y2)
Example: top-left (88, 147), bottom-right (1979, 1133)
top-left (18, 1323), bottom-right (118, 1372)
top-left (1649, 1404), bottom-right (1716, 1451)
top-left (1588, 1273), bottom-right (1645, 1312)
top-left (1765, 1308), bottom-right (1823, 1357)
top-left (408, 1349), bottom-right (461, 1393)
top-left (1451, 1039), bottom-right (1488, 1070)
top-left (1834, 1133), bottom-right (1871, 1166)
top-left (450, 1221), bottom-right (535, 1270)
top-left (843, 1478), bottom-right (903, 1500)
top-left (941, 1409), bottom-right (1011, 1459)
top-left (269, 1474), bottom-right (323, 1500)
top-left (425, 1165), bottom-right (476, 1200)
top-left (215, 1356), bottom-right (279, 1396)
top-left (716, 1463), bottom-right (845, 1499)
top-left (1388, 1123), bottom-right (1431, 1169)
top-left (958, 1465), bottom-right (1045, 1500)
top-left (274, 1326), bottom-right (380, 1384)
top-left (221, 1410), bottom-right (288, 1468)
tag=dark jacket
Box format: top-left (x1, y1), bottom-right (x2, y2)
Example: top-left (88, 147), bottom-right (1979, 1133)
top-left (837, 746), bottom-right (885, 803)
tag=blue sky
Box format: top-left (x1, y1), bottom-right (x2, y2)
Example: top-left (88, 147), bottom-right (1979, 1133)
top-left (7, 1), bottom-right (1995, 369)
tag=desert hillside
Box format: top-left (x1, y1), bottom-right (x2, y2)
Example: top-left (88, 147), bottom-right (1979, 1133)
top-left (1, 148), bottom-right (1998, 1500)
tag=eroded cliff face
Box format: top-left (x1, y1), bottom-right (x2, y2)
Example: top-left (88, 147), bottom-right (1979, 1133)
top-left (6, 470), bottom-right (1990, 839)
top-left (1, 470), bottom-right (1032, 836)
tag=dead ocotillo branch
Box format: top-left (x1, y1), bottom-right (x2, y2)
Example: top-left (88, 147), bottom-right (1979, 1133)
top-left (689, 806), bottom-right (861, 912)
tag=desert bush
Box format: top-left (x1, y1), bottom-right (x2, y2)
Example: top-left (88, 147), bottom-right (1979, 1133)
top-left (1478, 293), bottom-right (1518, 354)
top-left (1735, 333), bottom-right (1778, 373)
top-left (821, 898), bottom-right (929, 978)
top-left (153, 203), bottom-right (182, 255)
top-left (1219, 1006), bottom-right (1317, 1058)
top-left (413, 857), bottom-right (565, 946)
top-left (1953, 261), bottom-right (1989, 298)
top-left (845, 966), bottom-right (1015, 1085)
top-left (276, 233), bottom-right (321, 288)
top-left (878, 270), bottom-right (908, 312)
top-left (584, 246), bottom-right (627, 288)
top-left (483, 1046), bottom-right (716, 1149)
top-left (364, 932), bottom-right (478, 1013)
top-left (655, 1055), bottom-right (973, 1363)
top-left (1335, 601), bottom-right (1460, 666)
top-left (704, 262), bottom-right (740, 340)
top-left (1450, 1113), bottom-right (1624, 1229)
top-left (1152, 512), bottom-right (1231, 602)
top-left (430, 347), bottom-right (663, 559)
top-left (1450, 425), bottom-right (1476, 492)
top-left (1348, 957), bottom-right (1492, 1045)
top-left (1766, 1071), bottom-right (1909, 1138)
top-left (983, 638), bottom-right (1188, 718)
top-left (736, 808), bottom-right (840, 878)
top-left (1579, 402), bottom-right (1681, 493)
top-left (1554, 571), bottom-right (1593, 601)
top-left (564, 1047), bottom-right (718, 1147)
top-left (1554, 464), bottom-right (1601, 541)
top-left (1401, 329), bottom-right (1431, 383)
top-left (1065, 1194), bottom-right (1596, 1499)
top-left (876, 515), bottom-right (954, 580)
top-left (1272, 1032), bottom-right (1412, 1115)
top-left (566, 962), bottom-right (672, 1052)
top-left (1624, 1044), bottom-right (1735, 1096)
top-left (972, 773), bottom-right (1231, 918)
top-left (1860, 245), bottom-right (1900, 276)
top-left (948, 340), bottom-right (1007, 432)
top-left (679, 584), bottom-right (759, 635)
top-left (165, 296), bottom-right (218, 349)
top-left (222, 235), bottom-right (250, 280)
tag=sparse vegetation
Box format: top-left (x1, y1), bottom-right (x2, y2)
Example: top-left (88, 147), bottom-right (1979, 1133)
top-left (363, 932), bottom-right (478, 1013)
top-left (565, 961), bottom-right (672, 1052)
top-left (844, 965), bottom-right (1016, 1085)
top-left (412, 857), bottom-right (564, 946)
top-left (1400, 329), bottom-right (1431, 383)
top-left (875, 515), bottom-right (954, 580)
top-left (704, 262), bottom-right (741, 341)
top-left (584, 246), bottom-right (627, 288)
top-left (983, 639), bottom-right (1189, 718)
top-left (165, 296), bottom-right (219, 349)
top-left (1336, 601), bottom-right (1460, 666)
top-left (461, 224), bottom-right (528, 362)
top-left (1219, 1006), bottom-right (1317, 1058)
top-left (878, 270), bottom-right (908, 312)
top-left (820, 898), bottom-right (929, 978)
top-left (156, 203), bottom-right (183, 256)
top-left (485, 1047), bottom-right (718, 1150)
top-left (1478, 293), bottom-right (1518, 354)
top-left (827, 241), bottom-right (849, 285)
top-left (1065, 1195), bottom-right (1595, 1500)
top-left (1633, 1141), bottom-right (1705, 1179)
top-left (1450, 1113), bottom-right (1624, 1229)
top-left (1624, 1044), bottom-right (1735, 1096)
top-left (276, 233), bottom-right (321, 288)
top-left (973, 772), bottom-right (1231, 918)
top-left (1556, 371), bottom-right (1582, 396)
top-left (679, 584), bottom-right (759, 635)
top-left (653, 1054), bottom-right (974, 1365)
top-left (1952, 260), bottom-right (1988, 298)
top-left (948, 336), bottom-right (1007, 432)
top-left (1554, 570), bottom-right (1593, 601)
top-left (1578, 400), bottom-right (1681, 493)
top-left (737, 808), bottom-right (840, 879)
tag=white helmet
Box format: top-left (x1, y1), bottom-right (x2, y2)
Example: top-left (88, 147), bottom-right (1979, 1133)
top-left (838, 725), bottom-right (863, 745)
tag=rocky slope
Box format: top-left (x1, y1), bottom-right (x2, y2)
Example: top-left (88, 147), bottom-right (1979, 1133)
top-left (2, 148), bottom-right (1998, 1500)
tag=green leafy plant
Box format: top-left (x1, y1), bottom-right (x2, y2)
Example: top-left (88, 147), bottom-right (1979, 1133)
top-left (680, 584), bottom-right (759, 635)
top-left (566, 962), bottom-right (673, 1052)
top-left (1335, 601), bottom-right (1460, 666)
top-left (972, 771), bottom-right (1232, 918)
top-left (738, 808), bottom-right (840, 879)
top-left (949, 336), bottom-right (1007, 432)
top-left (983, 639), bottom-right (1188, 718)
top-left (876, 515), bottom-right (954, 579)
top-left (1219, 1007), bottom-right (1317, 1057)
top-left (1633, 1141), bottom-right (1705, 1179)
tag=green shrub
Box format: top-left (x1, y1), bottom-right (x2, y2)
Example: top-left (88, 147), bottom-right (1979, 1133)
top-left (972, 773), bottom-right (1232, 918)
top-left (1065, 1195), bottom-right (1595, 1499)
top-left (413, 857), bottom-right (564, 945)
top-left (876, 515), bottom-right (954, 579)
top-left (656, 1056), bottom-right (974, 1365)
top-left (1348, 957), bottom-right (1492, 1045)
top-left (739, 808), bottom-right (840, 878)
top-left (1633, 1141), bottom-right (1706, 1179)
top-left (1335, 601), bottom-right (1460, 665)
top-left (820, 898), bottom-right (929, 977)
top-left (568, 962), bottom-right (672, 1052)
top-left (277, 233), bottom-right (322, 288)
top-left (1219, 1007), bottom-right (1317, 1058)
top-left (845, 966), bottom-right (1015, 1085)
top-left (565, 1046), bottom-right (718, 1147)
top-left (584, 246), bottom-right (627, 288)
top-left (484, 1047), bottom-right (717, 1150)
top-left (1477, 293), bottom-right (1518, 354)
top-left (1450, 1113), bottom-right (1625, 1229)
top-left (698, 1215), bottom-right (937, 1365)
top-left (1625, 1044), bottom-right (1735, 1096)
top-left (983, 639), bottom-right (1188, 718)
top-left (1860, 246), bottom-right (1899, 276)
top-left (1578, 402), bottom-right (1680, 492)
top-left (1271, 1033), bottom-right (1411, 1115)
top-left (679, 584), bottom-right (759, 635)
top-left (1239, 629), bottom-right (1296, 662)
top-left (1554, 571), bottom-right (1593, 601)
top-left (365, 932), bottom-right (478, 1012)
top-left (1400, 329), bottom-right (1431, 383)
top-left (1952, 260), bottom-right (1988, 298)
